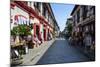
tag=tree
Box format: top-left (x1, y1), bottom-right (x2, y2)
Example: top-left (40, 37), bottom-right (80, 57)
top-left (67, 22), bottom-right (72, 36)
top-left (63, 17), bottom-right (73, 37)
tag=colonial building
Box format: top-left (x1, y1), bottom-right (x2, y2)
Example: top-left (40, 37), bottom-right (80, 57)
top-left (10, 1), bottom-right (59, 54)
top-left (71, 5), bottom-right (95, 41)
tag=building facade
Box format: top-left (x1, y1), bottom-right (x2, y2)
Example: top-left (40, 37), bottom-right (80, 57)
top-left (10, 1), bottom-right (59, 55)
top-left (71, 5), bottom-right (95, 46)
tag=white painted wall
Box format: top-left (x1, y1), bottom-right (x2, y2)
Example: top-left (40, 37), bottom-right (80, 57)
top-left (33, 18), bottom-right (40, 24)
top-left (14, 6), bottom-right (29, 18)
top-left (11, 8), bottom-right (15, 30)
top-left (11, 6), bottom-right (29, 29)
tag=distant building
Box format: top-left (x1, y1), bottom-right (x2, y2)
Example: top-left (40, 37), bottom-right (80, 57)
top-left (54, 20), bottom-right (60, 37)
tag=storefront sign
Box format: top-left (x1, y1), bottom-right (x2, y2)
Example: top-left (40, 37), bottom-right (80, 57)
top-left (14, 15), bottom-right (29, 25)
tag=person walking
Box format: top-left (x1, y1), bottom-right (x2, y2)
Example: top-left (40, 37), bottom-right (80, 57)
top-left (84, 32), bottom-right (92, 53)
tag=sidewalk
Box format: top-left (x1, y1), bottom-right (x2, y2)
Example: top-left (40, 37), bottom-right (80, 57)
top-left (19, 39), bottom-right (55, 66)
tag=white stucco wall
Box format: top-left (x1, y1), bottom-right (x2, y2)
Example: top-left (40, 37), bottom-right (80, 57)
top-left (33, 18), bottom-right (40, 24)
top-left (14, 6), bottom-right (29, 19)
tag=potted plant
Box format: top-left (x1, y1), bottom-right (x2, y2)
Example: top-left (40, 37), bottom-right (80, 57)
top-left (11, 24), bottom-right (32, 54)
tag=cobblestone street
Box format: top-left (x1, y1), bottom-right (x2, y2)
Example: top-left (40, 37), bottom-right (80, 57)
top-left (36, 38), bottom-right (91, 65)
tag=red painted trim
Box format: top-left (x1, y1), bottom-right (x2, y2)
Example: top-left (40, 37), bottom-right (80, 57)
top-left (38, 24), bottom-right (41, 40)
top-left (33, 23), bottom-right (41, 41)
top-left (14, 1), bottom-right (53, 29)
top-left (33, 23), bottom-right (36, 37)
top-left (29, 14), bottom-right (34, 19)
top-left (39, 16), bottom-right (53, 29)
top-left (15, 15), bottom-right (27, 19)
top-left (14, 1), bottom-right (29, 13)
top-left (11, 2), bottom-right (16, 9)
top-left (14, 15), bottom-right (18, 21)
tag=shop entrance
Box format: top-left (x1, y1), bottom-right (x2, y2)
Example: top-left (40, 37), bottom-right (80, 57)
top-left (36, 25), bottom-right (40, 39)
top-left (43, 29), bottom-right (46, 41)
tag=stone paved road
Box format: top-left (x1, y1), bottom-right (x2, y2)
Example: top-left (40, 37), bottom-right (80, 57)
top-left (36, 38), bottom-right (91, 65)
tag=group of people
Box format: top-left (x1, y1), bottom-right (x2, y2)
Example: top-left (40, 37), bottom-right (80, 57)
top-left (68, 31), bottom-right (95, 53)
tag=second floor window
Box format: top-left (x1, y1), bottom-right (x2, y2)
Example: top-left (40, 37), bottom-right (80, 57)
top-left (77, 10), bottom-right (80, 23)
top-left (34, 2), bottom-right (41, 12)
top-left (73, 15), bottom-right (75, 26)
top-left (42, 4), bottom-right (46, 18)
top-left (93, 6), bottom-right (95, 15)
top-left (82, 6), bottom-right (88, 20)
top-left (90, 6), bottom-right (95, 15)
top-left (23, 1), bottom-right (28, 5)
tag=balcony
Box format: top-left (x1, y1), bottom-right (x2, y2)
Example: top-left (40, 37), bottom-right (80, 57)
top-left (80, 14), bottom-right (95, 26)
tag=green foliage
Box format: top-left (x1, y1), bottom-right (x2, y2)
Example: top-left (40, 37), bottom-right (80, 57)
top-left (67, 23), bottom-right (72, 33)
top-left (11, 26), bottom-right (19, 35)
top-left (66, 22), bottom-right (73, 36)
top-left (11, 24), bottom-right (32, 36)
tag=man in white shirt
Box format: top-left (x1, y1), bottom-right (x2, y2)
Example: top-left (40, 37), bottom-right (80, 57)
top-left (84, 33), bottom-right (92, 53)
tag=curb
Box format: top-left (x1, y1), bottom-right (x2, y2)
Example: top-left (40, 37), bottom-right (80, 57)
top-left (34, 39), bottom-right (56, 64)
top-left (20, 39), bottom-right (56, 65)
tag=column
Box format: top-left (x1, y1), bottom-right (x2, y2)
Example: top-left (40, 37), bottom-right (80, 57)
top-left (40, 3), bottom-right (43, 16)
top-left (31, 2), bottom-right (35, 9)
top-left (33, 23), bottom-right (36, 37)
top-left (80, 7), bottom-right (83, 22)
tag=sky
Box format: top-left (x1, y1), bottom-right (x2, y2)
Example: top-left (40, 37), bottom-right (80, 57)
top-left (50, 3), bottom-right (75, 31)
